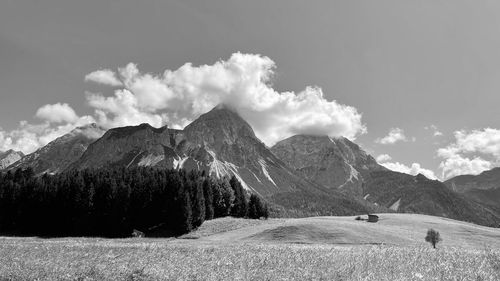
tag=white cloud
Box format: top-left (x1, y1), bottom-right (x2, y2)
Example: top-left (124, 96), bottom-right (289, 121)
top-left (0, 102), bottom-right (95, 154)
top-left (438, 155), bottom-right (492, 179)
top-left (85, 52), bottom-right (366, 145)
top-left (0, 52), bottom-right (366, 154)
top-left (376, 128), bottom-right (407, 145)
top-left (381, 161), bottom-right (438, 180)
top-left (35, 103), bottom-right (79, 124)
top-left (85, 69), bottom-right (123, 87)
top-left (425, 125), bottom-right (443, 137)
top-left (376, 154), bottom-right (392, 162)
top-left (437, 128), bottom-right (500, 179)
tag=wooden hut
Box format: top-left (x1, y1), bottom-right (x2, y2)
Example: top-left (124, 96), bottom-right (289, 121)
top-left (367, 214), bottom-right (379, 223)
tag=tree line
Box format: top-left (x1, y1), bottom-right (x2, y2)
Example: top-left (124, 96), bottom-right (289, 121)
top-left (0, 167), bottom-right (268, 237)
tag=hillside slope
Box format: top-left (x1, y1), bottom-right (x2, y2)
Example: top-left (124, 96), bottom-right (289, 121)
top-left (186, 214), bottom-right (500, 247)
top-left (445, 167), bottom-right (500, 208)
top-left (364, 171), bottom-right (500, 227)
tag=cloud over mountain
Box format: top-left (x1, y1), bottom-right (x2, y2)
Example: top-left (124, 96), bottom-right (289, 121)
top-left (438, 128), bottom-right (500, 179)
top-left (35, 103), bottom-right (79, 124)
top-left (0, 53), bottom-right (366, 153)
top-left (380, 161), bottom-right (437, 180)
top-left (85, 52), bottom-right (366, 146)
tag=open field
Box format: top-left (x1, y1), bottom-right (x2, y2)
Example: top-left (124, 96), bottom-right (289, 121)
top-left (1, 214), bottom-right (500, 280)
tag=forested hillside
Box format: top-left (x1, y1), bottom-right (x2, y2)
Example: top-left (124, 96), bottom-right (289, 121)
top-left (0, 168), bottom-right (268, 237)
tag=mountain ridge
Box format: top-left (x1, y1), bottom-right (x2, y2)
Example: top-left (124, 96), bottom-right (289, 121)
top-left (8, 123), bottom-right (106, 174)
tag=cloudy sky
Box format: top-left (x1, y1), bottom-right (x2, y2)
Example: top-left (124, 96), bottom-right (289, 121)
top-left (1, 0), bottom-right (500, 180)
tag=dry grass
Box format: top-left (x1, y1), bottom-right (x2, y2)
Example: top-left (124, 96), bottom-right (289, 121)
top-left (1, 214), bottom-right (500, 280)
top-left (1, 240), bottom-right (499, 280)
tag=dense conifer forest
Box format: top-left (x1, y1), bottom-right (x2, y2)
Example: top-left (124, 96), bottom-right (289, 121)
top-left (0, 168), bottom-right (269, 237)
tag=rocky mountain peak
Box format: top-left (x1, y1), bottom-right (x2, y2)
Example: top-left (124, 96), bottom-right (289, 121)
top-left (184, 104), bottom-right (257, 144)
top-left (271, 134), bottom-right (385, 195)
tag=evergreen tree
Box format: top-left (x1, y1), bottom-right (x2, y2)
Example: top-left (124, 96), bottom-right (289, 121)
top-left (202, 177), bottom-right (214, 220)
top-left (229, 176), bottom-right (248, 217)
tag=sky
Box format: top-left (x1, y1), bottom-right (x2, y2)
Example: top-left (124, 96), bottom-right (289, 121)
top-left (1, 0), bottom-right (500, 180)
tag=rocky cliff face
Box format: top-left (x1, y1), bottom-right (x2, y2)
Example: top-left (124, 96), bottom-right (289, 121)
top-left (8, 123), bottom-right (106, 174)
top-left (0, 150), bottom-right (24, 170)
top-left (67, 123), bottom-right (177, 170)
top-left (271, 135), bottom-right (385, 196)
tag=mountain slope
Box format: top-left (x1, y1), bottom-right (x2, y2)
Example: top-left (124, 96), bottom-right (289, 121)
top-left (67, 123), bottom-right (177, 170)
top-left (364, 171), bottom-right (500, 227)
top-left (444, 167), bottom-right (500, 209)
top-left (271, 135), bottom-right (385, 196)
top-left (0, 150), bottom-right (24, 170)
top-left (8, 124), bottom-right (106, 174)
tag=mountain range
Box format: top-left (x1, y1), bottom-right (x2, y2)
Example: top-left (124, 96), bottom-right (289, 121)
top-left (445, 168), bottom-right (500, 212)
top-left (2, 105), bottom-right (500, 227)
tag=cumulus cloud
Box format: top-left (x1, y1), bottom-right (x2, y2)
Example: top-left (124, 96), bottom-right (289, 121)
top-left (85, 52), bottom-right (366, 145)
top-left (375, 128), bottom-right (407, 145)
top-left (0, 103), bottom-right (95, 154)
top-left (437, 128), bottom-right (500, 179)
top-left (35, 103), bottom-right (79, 124)
top-left (85, 69), bottom-right (123, 87)
top-left (0, 52), bottom-right (366, 154)
top-left (380, 161), bottom-right (438, 180)
top-left (376, 154), bottom-right (392, 162)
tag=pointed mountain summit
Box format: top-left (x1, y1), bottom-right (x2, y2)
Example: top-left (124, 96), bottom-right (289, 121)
top-left (0, 149), bottom-right (24, 170)
top-left (8, 123), bottom-right (106, 174)
top-left (182, 104), bottom-right (304, 195)
top-left (271, 135), bottom-right (386, 196)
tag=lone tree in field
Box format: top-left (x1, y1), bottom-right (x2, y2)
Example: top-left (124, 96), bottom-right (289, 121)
top-left (425, 228), bottom-right (442, 249)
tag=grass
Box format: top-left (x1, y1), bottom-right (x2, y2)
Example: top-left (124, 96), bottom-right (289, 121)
top-left (1, 214), bottom-right (500, 280)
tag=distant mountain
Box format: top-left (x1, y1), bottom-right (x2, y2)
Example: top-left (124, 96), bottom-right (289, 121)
top-left (364, 171), bottom-right (500, 227)
top-left (271, 135), bottom-right (386, 196)
top-left (270, 134), bottom-right (500, 227)
top-left (8, 123), bottom-right (106, 174)
top-left (445, 167), bottom-right (500, 208)
top-left (0, 150), bottom-right (24, 170)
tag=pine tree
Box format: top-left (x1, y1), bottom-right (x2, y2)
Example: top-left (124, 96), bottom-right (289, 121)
top-left (229, 176), bottom-right (248, 217)
top-left (202, 178), bottom-right (214, 220)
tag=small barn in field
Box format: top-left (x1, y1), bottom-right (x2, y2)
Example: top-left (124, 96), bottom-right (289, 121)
top-left (367, 214), bottom-right (379, 223)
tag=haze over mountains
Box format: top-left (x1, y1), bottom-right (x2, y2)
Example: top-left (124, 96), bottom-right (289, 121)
top-left (2, 105), bottom-right (500, 227)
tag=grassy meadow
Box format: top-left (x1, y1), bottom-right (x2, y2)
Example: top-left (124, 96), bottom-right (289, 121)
top-left (1, 214), bottom-right (500, 280)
